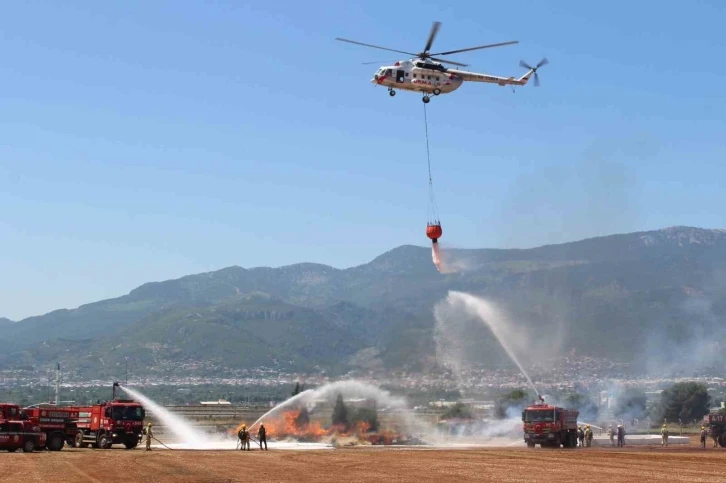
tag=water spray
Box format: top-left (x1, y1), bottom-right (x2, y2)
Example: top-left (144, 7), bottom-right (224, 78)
top-left (119, 385), bottom-right (209, 447)
top-left (436, 291), bottom-right (540, 395)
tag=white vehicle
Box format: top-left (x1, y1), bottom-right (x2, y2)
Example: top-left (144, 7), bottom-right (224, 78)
top-left (336, 21), bottom-right (548, 103)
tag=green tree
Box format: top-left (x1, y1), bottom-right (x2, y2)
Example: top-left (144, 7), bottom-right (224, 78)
top-left (295, 407), bottom-right (310, 428)
top-left (613, 388), bottom-right (647, 420)
top-left (495, 388), bottom-right (529, 419)
top-left (658, 382), bottom-right (711, 422)
top-left (292, 382), bottom-right (304, 397)
top-left (351, 407), bottom-right (379, 432)
top-left (332, 393), bottom-right (349, 429)
top-left (442, 402), bottom-right (474, 420)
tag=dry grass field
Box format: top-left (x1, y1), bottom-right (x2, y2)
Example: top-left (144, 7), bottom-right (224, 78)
top-left (2, 439), bottom-right (724, 483)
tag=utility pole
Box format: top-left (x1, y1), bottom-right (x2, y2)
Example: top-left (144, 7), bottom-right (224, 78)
top-left (54, 363), bottom-right (61, 405)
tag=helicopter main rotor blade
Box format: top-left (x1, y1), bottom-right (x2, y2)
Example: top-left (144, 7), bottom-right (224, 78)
top-left (423, 21), bottom-right (442, 53)
top-left (335, 38), bottom-right (416, 57)
top-left (429, 57), bottom-right (468, 67)
top-left (361, 60), bottom-right (401, 65)
top-left (431, 40), bottom-right (519, 57)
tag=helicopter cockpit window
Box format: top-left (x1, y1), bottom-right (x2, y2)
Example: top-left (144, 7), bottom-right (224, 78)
top-left (385, 69), bottom-right (392, 76)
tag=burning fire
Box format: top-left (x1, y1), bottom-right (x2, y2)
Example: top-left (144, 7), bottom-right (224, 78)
top-left (231, 410), bottom-right (401, 445)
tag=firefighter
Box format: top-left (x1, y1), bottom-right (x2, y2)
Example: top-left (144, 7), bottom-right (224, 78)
top-left (144, 422), bottom-right (153, 451)
top-left (608, 425), bottom-right (615, 446)
top-left (616, 424), bottom-right (624, 447)
top-left (238, 424), bottom-right (250, 451)
top-left (577, 426), bottom-right (585, 448)
top-left (585, 425), bottom-right (593, 447)
top-left (661, 424), bottom-right (669, 447)
top-left (258, 423), bottom-right (267, 451)
top-left (700, 426), bottom-right (708, 449)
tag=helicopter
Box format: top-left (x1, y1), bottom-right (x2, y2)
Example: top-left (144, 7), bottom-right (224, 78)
top-left (336, 21), bottom-right (548, 103)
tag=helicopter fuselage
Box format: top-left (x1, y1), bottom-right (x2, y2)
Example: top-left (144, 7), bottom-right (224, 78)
top-left (372, 60), bottom-right (463, 95)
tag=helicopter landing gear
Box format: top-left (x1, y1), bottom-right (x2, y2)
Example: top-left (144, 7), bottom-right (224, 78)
top-left (388, 88), bottom-right (396, 97)
top-left (433, 88), bottom-right (441, 96)
top-left (422, 95), bottom-right (430, 104)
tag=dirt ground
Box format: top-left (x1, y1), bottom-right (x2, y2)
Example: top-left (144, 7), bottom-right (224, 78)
top-left (3, 441), bottom-right (725, 483)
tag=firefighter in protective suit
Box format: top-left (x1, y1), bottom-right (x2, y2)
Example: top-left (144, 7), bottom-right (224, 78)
top-left (238, 424), bottom-right (251, 451)
top-left (661, 424), bottom-right (669, 447)
top-left (144, 422), bottom-right (153, 451)
top-left (616, 425), bottom-right (624, 447)
top-left (585, 425), bottom-right (593, 447)
top-left (700, 426), bottom-right (708, 449)
top-left (577, 426), bottom-right (585, 447)
top-left (258, 423), bottom-right (268, 451)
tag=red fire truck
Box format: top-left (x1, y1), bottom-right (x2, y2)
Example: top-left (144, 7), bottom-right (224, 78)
top-left (1, 382), bottom-right (145, 450)
top-left (0, 419), bottom-right (46, 453)
top-left (703, 412), bottom-right (726, 447)
top-left (521, 401), bottom-right (579, 448)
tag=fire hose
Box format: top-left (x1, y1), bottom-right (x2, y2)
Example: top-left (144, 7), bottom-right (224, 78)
top-left (151, 435), bottom-right (175, 450)
top-left (237, 434), bottom-right (261, 449)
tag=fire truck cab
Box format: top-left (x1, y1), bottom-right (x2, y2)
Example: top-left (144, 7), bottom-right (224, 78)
top-left (73, 399), bottom-right (146, 449)
top-left (0, 419), bottom-right (46, 452)
top-left (0, 403), bottom-right (24, 421)
top-left (522, 402), bottom-right (579, 448)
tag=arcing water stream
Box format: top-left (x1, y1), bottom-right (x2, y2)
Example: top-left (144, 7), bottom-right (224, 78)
top-left (120, 385), bottom-right (210, 447)
top-left (435, 291), bottom-right (540, 396)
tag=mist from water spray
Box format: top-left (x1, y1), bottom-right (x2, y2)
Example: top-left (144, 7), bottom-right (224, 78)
top-left (436, 291), bottom-right (539, 395)
top-left (120, 385), bottom-right (209, 446)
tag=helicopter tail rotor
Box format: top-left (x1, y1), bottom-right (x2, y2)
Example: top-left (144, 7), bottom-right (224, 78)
top-left (519, 58), bottom-right (548, 86)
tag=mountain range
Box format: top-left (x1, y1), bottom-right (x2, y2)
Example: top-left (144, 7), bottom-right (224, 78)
top-left (2, 226), bottom-right (726, 379)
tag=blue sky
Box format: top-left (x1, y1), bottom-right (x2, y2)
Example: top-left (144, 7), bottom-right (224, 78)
top-left (1, 0), bottom-right (724, 319)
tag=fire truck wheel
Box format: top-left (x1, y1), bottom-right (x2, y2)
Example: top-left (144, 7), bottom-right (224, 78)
top-left (124, 437), bottom-right (138, 449)
top-left (526, 442), bottom-right (535, 448)
top-left (47, 433), bottom-right (65, 451)
top-left (7, 448), bottom-right (17, 452)
top-left (22, 440), bottom-right (35, 453)
top-left (719, 434), bottom-right (726, 448)
top-left (98, 434), bottom-right (111, 449)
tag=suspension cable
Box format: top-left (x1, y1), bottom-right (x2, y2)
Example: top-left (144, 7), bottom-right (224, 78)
top-left (424, 102), bottom-right (439, 224)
